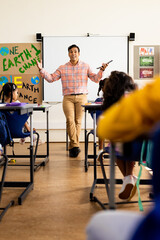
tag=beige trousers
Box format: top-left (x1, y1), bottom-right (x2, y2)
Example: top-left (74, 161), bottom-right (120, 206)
top-left (63, 94), bottom-right (87, 149)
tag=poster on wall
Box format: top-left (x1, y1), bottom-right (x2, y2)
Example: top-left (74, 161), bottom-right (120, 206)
top-left (139, 68), bottom-right (154, 78)
top-left (140, 56), bottom-right (154, 66)
top-left (0, 43), bottom-right (42, 104)
top-left (134, 45), bottom-right (160, 80)
top-left (139, 47), bottom-right (154, 56)
top-left (139, 47), bottom-right (154, 79)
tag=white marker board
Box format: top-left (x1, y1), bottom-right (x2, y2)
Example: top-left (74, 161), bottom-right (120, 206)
top-left (43, 36), bottom-right (128, 102)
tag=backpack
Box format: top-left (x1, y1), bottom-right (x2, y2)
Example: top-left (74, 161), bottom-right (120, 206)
top-left (0, 111), bottom-right (13, 147)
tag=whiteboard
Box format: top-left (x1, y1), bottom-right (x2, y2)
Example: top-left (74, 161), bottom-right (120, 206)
top-left (43, 36), bottom-right (128, 102)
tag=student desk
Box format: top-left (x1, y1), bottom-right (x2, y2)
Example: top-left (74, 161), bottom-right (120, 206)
top-left (0, 104), bottom-right (34, 205)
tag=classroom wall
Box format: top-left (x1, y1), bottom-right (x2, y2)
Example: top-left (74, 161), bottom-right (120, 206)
top-left (1, 0), bottom-right (160, 141)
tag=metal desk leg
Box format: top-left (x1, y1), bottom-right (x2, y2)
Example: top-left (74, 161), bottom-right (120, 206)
top-left (46, 110), bottom-right (49, 158)
top-left (93, 111), bottom-right (97, 179)
top-left (18, 113), bottom-right (34, 205)
top-left (84, 110), bottom-right (88, 172)
top-left (34, 109), bottom-right (49, 171)
top-left (0, 154), bottom-right (14, 221)
top-left (109, 143), bottom-right (116, 209)
top-left (90, 111), bottom-right (97, 200)
top-left (30, 113), bottom-right (34, 183)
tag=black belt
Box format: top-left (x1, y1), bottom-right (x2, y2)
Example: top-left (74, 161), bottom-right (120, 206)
top-left (70, 93), bottom-right (84, 95)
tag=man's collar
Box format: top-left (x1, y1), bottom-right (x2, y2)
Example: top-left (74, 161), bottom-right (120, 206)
top-left (69, 60), bottom-right (81, 66)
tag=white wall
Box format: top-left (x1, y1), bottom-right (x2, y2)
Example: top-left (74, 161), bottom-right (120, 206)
top-left (2, 0), bottom-right (160, 72)
top-left (1, 0), bottom-right (160, 141)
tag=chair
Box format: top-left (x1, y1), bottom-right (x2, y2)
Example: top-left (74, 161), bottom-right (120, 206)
top-left (0, 154), bottom-right (14, 221)
top-left (91, 140), bottom-right (153, 210)
top-left (4, 111), bottom-right (41, 171)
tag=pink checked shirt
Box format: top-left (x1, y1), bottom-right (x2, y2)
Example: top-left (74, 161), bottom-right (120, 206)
top-left (40, 61), bottom-right (103, 96)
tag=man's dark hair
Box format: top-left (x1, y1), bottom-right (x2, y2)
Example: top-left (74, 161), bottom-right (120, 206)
top-left (68, 44), bottom-right (80, 52)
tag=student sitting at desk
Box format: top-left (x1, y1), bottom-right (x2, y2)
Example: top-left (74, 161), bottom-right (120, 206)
top-left (36, 44), bottom-right (108, 158)
top-left (0, 83), bottom-right (43, 146)
top-left (90, 78), bottom-right (108, 161)
top-left (99, 71), bottom-right (137, 200)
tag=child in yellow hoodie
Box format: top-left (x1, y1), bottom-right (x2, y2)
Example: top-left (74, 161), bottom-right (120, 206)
top-left (97, 77), bottom-right (160, 142)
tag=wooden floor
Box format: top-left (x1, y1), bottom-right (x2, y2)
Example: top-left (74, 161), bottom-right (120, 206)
top-left (0, 142), bottom-right (153, 240)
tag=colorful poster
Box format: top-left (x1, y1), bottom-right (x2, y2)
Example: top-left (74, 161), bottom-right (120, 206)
top-left (0, 43), bottom-right (42, 104)
top-left (139, 47), bottom-right (154, 56)
top-left (140, 56), bottom-right (154, 66)
top-left (140, 68), bottom-right (154, 78)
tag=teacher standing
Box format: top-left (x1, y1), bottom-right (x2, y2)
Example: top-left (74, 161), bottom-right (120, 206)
top-left (37, 44), bottom-right (108, 158)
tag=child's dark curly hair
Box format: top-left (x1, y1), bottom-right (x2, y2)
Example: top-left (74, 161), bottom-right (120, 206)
top-left (103, 71), bottom-right (136, 110)
top-left (97, 78), bottom-right (108, 96)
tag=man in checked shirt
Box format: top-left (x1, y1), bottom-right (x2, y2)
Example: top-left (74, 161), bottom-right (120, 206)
top-left (37, 44), bottom-right (108, 158)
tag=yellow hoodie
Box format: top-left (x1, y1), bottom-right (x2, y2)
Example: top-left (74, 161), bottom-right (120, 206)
top-left (97, 77), bottom-right (160, 142)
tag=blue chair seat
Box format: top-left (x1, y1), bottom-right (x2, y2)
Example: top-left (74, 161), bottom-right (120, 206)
top-left (5, 111), bottom-right (31, 139)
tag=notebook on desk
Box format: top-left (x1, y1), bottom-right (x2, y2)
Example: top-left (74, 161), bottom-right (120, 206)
top-left (6, 102), bottom-right (27, 107)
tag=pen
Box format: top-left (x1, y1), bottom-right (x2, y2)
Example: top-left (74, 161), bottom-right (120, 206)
top-left (97, 60), bottom-right (113, 69)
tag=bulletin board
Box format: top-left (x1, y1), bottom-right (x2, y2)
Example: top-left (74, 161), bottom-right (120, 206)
top-left (0, 43), bottom-right (42, 104)
top-left (134, 45), bottom-right (160, 80)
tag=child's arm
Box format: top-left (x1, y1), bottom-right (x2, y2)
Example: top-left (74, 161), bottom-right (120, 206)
top-left (0, 144), bottom-right (3, 156)
top-left (24, 122), bottom-right (30, 132)
top-left (24, 122), bottom-right (36, 132)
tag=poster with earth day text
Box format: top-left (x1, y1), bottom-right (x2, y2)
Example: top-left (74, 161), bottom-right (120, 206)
top-left (0, 43), bottom-right (42, 104)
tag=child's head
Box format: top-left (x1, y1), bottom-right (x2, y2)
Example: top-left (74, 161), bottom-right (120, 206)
top-left (97, 78), bottom-right (108, 96)
top-left (103, 71), bottom-right (136, 110)
top-left (0, 83), bottom-right (18, 103)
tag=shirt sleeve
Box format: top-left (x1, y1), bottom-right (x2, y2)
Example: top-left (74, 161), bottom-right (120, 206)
top-left (40, 68), bottom-right (61, 83)
top-left (97, 77), bottom-right (160, 142)
top-left (87, 65), bottom-right (103, 83)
